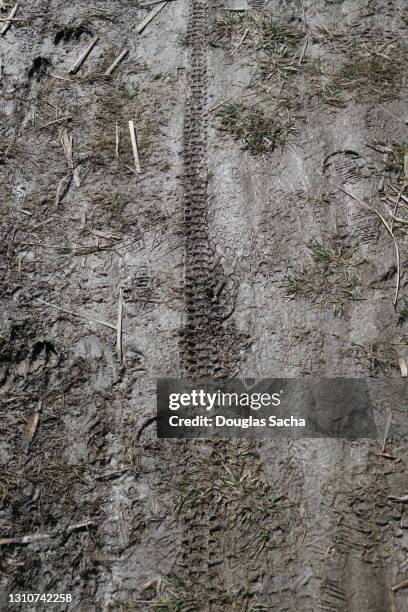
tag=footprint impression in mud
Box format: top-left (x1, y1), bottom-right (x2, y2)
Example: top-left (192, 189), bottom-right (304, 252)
top-left (322, 150), bottom-right (381, 243)
top-left (323, 149), bottom-right (372, 185)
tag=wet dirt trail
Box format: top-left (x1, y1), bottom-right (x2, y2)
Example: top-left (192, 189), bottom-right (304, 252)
top-left (1, 0), bottom-right (408, 610)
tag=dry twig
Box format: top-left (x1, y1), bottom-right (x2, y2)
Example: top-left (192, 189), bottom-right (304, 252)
top-left (55, 173), bottom-right (72, 206)
top-left (39, 116), bottom-right (71, 130)
top-left (69, 36), bottom-right (99, 74)
top-left (388, 495), bottom-right (408, 503)
top-left (90, 229), bottom-right (120, 240)
top-left (381, 407), bottom-right (392, 454)
top-left (398, 357), bottom-right (408, 378)
top-left (129, 120), bottom-right (141, 173)
top-left (337, 186), bottom-right (400, 308)
top-left (116, 122), bottom-right (120, 158)
top-left (60, 129), bottom-right (73, 169)
top-left (1, 2), bottom-right (18, 36)
top-left (36, 299), bottom-right (116, 331)
top-left (117, 288), bottom-right (123, 363)
top-left (389, 184), bottom-right (408, 204)
top-left (135, 1), bottom-right (167, 34)
top-left (391, 578), bottom-right (408, 592)
top-left (232, 28), bottom-right (249, 55)
top-left (0, 521), bottom-right (95, 546)
top-left (298, 36), bottom-right (308, 66)
top-left (104, 49), bottom-right (128, 76)
top-left (25, 398), bottom-right (43, 452)
top-left (209, 97), bottom-right (232, 113)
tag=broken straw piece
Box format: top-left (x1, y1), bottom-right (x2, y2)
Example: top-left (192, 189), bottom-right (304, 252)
top-left (115, 122), bottom-right (120, 158)
top-left (232, 28), bottom-right (249, 55)
top-left (25, 398), bottom-right (43, 452)
top-left (104, 49), bottom-right (128, 76)
top-left (129, 120), bottom-right (141, 174)
top-left (117, 288), bottom-right (123, 363)
top-left (1, 3), bottom-right (18, 36)
top-left (60, 128), bottom-right (73, 169)
top-left (135, 2), bottom-right (167, 34)
top-left (69, 36), bottom-right (99, 75)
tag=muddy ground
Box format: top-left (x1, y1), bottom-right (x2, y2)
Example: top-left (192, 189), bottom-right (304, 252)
top-left (1, 0), bottom-right (408, 610)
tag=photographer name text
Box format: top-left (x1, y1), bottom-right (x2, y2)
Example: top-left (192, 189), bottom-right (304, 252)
top-left (168, 415), bottom-right (306, 429)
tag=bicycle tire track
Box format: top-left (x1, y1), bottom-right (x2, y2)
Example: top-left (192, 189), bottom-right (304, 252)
top-left (177, 0), bottom-right (247, 604)
top-left (180, 0), bottom-right (246, 381)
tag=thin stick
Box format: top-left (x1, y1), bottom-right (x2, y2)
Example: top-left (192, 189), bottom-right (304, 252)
top-left (69, 36), bottom-right (99, 75)
top-left (385, 197), bottom-right (408, 211)
top-left (399, 357), bottom-right (408, 378)
top-left (208, 97), bottom-right (232, 113)
top-left (117, 288), bottom-right (123, 363)
top-left (390, 190), bottom-right (401, 232)
top-left (0, 534), bottom-right (51, 546)
top-left (390, 183), bottom-right (407, 232)
top-left (361, 43), bottom-right (391, 61)
top-left (300, 0), bottom-right (308, 33)
top-left (49, 72), bottom-right (73, 82)
top-left (135, 1), bottom-right (167, 34)
top-left (26, 398), bottom-right (43, 452)
top-left (389, 213), bottom-right (408, 226)
top-left (388, 494), bottom-right (408, 502)
top-left (381, 407), bottom-right (392, 453)
top-left (39, 116), bottom-right (71, 129)
top-left (66, 520), bottom-right (94, 533)
top-left (104, 49), bottom-right (128, 76)
top-left (298, 36), bottom-right (308, 66)
top-left (129, 120), bottom-right (141, 174)
top-left (1, 3), bottom-right (18, 36)
top-left (115, 122), bottom-right (120, 158)
top-left (73, 167), bottom-right (81, 187)
top-left (90, 229), bottom-right (121, 240)
top-left (0, 521), bottom-right (95, 546)
top-left (232, 28), bottom-right (249, 55)
top-left (60, 129), bottom-right (73, 169)
top-left (55, 173), bottom-right (72, 206)
top-left (337, 186), bottom-right (400, 309)
top-left (389, 184), bottom-right (408, 204)
top-left (36, 299), bottom-right (116, 330)
top-left (391, 578), bottom-right (408, 592)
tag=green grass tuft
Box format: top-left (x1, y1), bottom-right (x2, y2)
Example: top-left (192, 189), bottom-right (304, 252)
top-left (398, 299), bottom-right (408, 327)
top-left (384, 143), bottom-right (408, 181)
top-left (153, 573), bottom-right (197, 612)
top-left (332, 48), bottom-right (405, 102)
top-left (282, 238), bottom-right (361, 312)
top-left (217, 102), bottom-right (297, 155)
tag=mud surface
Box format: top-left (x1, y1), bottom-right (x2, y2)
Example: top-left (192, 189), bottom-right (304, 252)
top-left (1, 0), bottom-right (408, 610)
